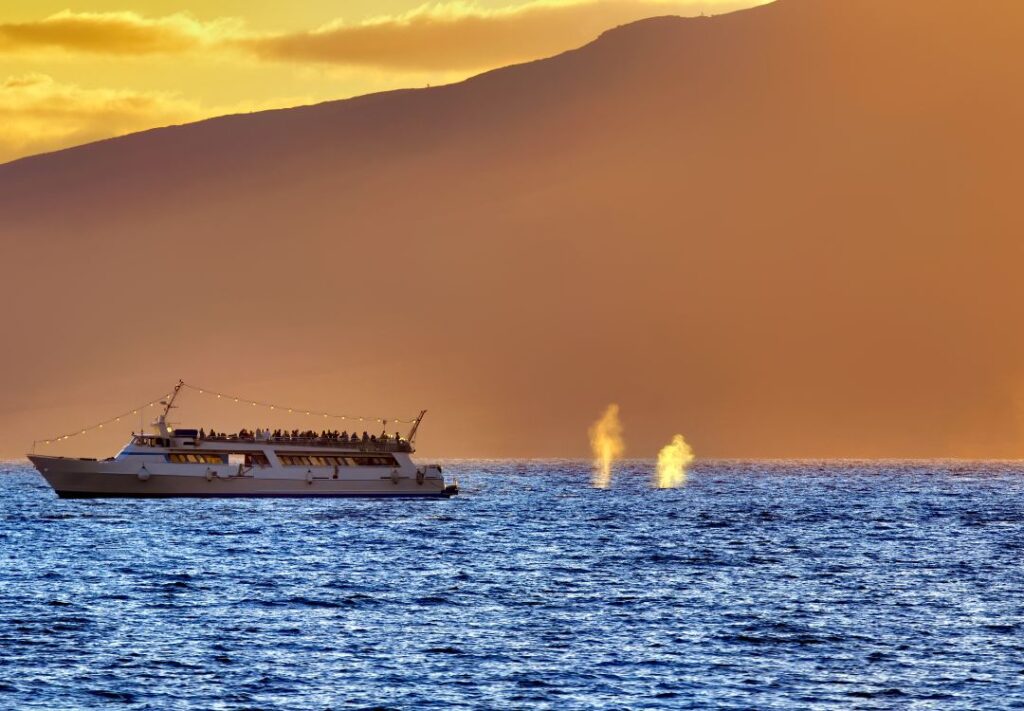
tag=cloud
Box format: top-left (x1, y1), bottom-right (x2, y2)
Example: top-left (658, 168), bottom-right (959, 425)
top-left (240, 0), bottom-right (761, 71)
top-left (0, 2), bottom-right (762, 67)
top-left (0, 10), bottom-right (237, 56)
top-left (0, 74), bottom-right (205, 162)
top-left (0, 73), bottom-right (314, 163)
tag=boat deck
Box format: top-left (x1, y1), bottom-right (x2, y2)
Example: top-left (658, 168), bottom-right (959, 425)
top-left (193, 435), bottom-right (411, 453)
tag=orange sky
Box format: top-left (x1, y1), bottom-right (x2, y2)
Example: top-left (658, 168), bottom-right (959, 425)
top-left (0, 0), bottom-right (763, 163)
top-left (3, 0), bottom-right (1022, 461)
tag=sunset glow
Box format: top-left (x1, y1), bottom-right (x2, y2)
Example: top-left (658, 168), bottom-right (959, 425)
top-left (4, 2), bottom-right (1024, 705)
top-left (0, 0), bottom-right (762, 162)
top-left (3, 0), bottom-right (1023, 461)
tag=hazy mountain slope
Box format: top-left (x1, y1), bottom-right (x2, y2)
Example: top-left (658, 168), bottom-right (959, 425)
top-left (2, 0), bottom-right (1023, 458)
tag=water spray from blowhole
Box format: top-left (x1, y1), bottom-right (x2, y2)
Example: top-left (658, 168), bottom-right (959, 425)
top-left (589, 404), bottom-right (624, 489)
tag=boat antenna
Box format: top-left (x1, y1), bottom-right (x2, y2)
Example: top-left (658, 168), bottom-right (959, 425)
top-left (162, 380), bottom-right (184, 421)
top-left (153, 379), bottom-right (184, 436)
top-left (407, 410), bottom-right (427, 444)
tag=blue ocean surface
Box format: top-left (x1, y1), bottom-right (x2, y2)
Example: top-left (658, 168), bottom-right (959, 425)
top-left (2, 460), bottom-right (1023, 709)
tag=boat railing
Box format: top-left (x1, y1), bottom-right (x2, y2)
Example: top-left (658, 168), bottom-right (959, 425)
top-left (199, 435), bottom-right (413, 453)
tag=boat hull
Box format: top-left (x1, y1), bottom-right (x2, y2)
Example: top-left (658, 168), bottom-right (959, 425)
top-left (28, 456), bottom-right (457, 499)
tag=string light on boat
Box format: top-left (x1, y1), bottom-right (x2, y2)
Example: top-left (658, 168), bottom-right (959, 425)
top-left (180, 382), bottom-right (419, 424)
top-left (32, 395), bottom-right (166, 452)
top-left (32, 381), bottom-right (421, 453)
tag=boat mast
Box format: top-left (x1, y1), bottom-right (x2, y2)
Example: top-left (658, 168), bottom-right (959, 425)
top-left (407, 410), bottom-right (427, 444)
top-left (154, 379), bottom-right (184, 438)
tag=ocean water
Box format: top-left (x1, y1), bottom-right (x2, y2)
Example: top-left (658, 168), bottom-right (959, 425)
top-left (2, 460), bottom-right (1024, 709)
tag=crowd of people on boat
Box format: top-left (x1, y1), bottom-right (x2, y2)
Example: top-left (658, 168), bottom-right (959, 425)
top-left (199, 427), bottom-right (403, 445)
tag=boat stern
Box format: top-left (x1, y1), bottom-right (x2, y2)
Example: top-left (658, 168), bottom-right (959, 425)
top-left (418, 463), bottom-right (458, 497)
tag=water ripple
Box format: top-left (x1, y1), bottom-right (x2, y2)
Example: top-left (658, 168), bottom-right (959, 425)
top-left (2, 460), bottom-right (1024, 708)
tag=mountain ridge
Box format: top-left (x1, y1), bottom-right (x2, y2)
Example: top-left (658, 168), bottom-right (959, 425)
top-left (0, 11), bottom-right (746, 170)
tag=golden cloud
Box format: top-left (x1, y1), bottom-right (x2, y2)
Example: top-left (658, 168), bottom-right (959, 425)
top-left (0, 74), bottom-right (205, 162)
top-left (0, 10), bottom-right (237, 56)
top-left (0, 2), bottom-right (762, 66)
top-left (0, 73), bottom-right (314, 164)
top-left (241, 0), bottom-right (762, 71)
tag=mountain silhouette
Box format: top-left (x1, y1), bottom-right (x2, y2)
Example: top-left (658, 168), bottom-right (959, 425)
top-left (3, 0), bottom-right (1023, 458)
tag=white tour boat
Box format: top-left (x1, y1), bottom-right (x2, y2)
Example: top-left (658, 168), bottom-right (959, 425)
top-left (28, 382), bottom-right (458, 499)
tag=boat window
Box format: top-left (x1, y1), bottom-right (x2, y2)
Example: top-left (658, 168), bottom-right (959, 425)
top-left (135, 435), bottom-right (165, 447)
top-left (168, 453), bottom-right (224, 464)
top-left (346, 455), bottom-right (398, 467)
top-left (274, 453), bottom-right (349, 467)
top-left (272, 453), bottom-right (398, 467)
top-left (225, 452), bottom-right (271, 467)
top-left (245, 453), bottom-right (270, 468)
